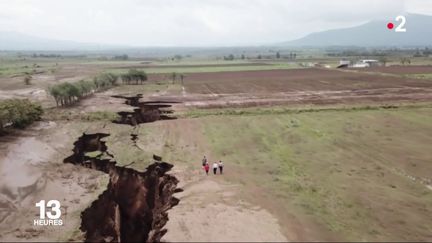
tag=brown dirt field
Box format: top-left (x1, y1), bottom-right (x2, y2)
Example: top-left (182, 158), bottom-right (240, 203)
top-left (182, 68), bottom-right (432, 94)
top-left (0, 63), bottom-right (103, 91)
top-left (144, 68), bottom-right (432, 108)
top-left (112, 62), bottom-right (271, 69)
top-left (354, 65), bottom-right (432, 75)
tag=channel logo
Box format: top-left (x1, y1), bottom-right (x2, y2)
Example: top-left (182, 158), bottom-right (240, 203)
top-left (33, 200), bottom-right (63, 226)
top-left (387, 15), bottom-right (407, 32)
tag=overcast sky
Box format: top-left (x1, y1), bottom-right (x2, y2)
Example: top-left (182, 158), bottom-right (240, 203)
top-left (0, 0), bottom-right (431, 46)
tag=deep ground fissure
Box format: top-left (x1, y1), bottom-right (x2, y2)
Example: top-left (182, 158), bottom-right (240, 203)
top-left (64, 133), bottom-right (181, 242)
top-left (112, 95), bottom-right (179, 126)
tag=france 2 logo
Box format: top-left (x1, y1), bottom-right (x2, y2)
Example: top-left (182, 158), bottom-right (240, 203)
top-left (34, 200), bottom-right (63, 226)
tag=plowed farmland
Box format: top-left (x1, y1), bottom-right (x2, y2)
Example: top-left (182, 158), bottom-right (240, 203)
top-left (182, 68), bottom-right (432, 94)
top-left (357, 65), bottom-right (432, 75)
top-left (163, 68), bottom-right (432, 108)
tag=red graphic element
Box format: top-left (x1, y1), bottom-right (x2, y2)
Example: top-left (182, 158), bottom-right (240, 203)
top-left (387, 22), bottom-right (394, 29)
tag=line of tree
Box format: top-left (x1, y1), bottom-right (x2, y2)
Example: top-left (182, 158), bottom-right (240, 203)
top-left (400, 57), bottom-right (411, 65)
top-left (0, 99), bottom-right (43, 134)
top-left (113, 54), bottom-right (129, 60)
top-left (121, 69), bottom-right (148, 85)
top-left (223, 54), bottom-right (235, 61)
top-left (169, 72), bottom-right (185, 84)
top-left (49, 73), bottom-right (118, 107)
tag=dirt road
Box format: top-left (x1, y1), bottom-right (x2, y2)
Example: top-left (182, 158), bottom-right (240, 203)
top-left (164, 165), bottom-right (288, 242)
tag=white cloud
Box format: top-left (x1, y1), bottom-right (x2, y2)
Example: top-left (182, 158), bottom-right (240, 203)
top-left (0, 0), bottom-right (428, 46)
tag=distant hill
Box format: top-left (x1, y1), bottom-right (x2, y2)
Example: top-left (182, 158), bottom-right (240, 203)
top-left (0, 31), bottom-right (126, 51)
top-left (281, 13), bottom-right (432, 47)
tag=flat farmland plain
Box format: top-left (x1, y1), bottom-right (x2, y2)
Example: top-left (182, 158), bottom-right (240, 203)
top-left (181, 68), bottom-right (432, 94)
top-left (356, 65), bottom-right (432, 75)
top-left (161, 68), bottom-right (432, 108)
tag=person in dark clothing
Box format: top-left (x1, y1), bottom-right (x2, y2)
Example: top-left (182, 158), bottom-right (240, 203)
top-left (218, 160), bottom-right (224, 174)
top-left (202, 156), bottom-right (207, 166)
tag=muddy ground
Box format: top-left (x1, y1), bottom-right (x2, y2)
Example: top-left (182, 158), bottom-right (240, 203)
top-left (0, 87), bottom-right (294, 242)
top-left (0, 121), bottom-right (108, 241)
top-left (1, 63), bottom-right (432, 242)
top-left (354, 65), bottom-right (432, 75)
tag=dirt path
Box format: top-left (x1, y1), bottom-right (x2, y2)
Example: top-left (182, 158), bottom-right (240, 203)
top-left (164, 166), bottom-right (288, 242)
top-left (141, 119), bottom-right (287, 241)
top-left (0, 121), bottom-right (107, 242)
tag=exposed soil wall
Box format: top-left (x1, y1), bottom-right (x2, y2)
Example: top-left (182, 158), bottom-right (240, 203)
top-left (64, 133), bottom-right (180, 242)
top-left (112, 95), bottom-right (179, 126)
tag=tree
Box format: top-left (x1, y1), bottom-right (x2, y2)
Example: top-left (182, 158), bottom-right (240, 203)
top-left (224, 54), bottom-right (235, 61)
top-left (49, 85), bottom-right (62, 106)
top-left (400, 57), bottom-right (411, 65)
top-left (48, 72), bottom-right (117, 107)
top-left (276, 52), bottom-right (280, 59)
top-left (113, 54), bottom-right (128, 60)
top-left (241, 54), bottom-right (245, 60)
top-left (179, 73), bottom-right (185, 85)
top-left (379, 57), bottom-right (388, 67)
top-left (257, 55), bottom-right (262, 59)
top-left (121, 69), bottom-right (147, 85)
top-left (0, 99), bottom-right (43, 133)
top-left (171, 72), bottom-right (177, 84)
top-left (24, 74), bottom-right (32, 85)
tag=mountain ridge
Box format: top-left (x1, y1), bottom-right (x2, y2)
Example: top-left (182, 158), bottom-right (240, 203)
top-left (280, 13), bottom-right (432, 47)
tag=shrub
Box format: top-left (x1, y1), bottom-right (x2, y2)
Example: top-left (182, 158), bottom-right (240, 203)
top-left (0, 99), bottom-right (43, 132)
top-left (24, 75), bottom-right (32, 85)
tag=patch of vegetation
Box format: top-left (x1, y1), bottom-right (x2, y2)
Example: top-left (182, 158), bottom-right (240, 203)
top-left (111, 83), bottom-right (182, 95)
top-left (184, 103), bottom-right (432, 118)
top-left (196, 107), bottom-right (432, 241)
top-left (43, 109), bottom-right (118, 122)
top-left (0, 99), bottom-right (43, 133)
top-left (48, 73), bottom-right (118, 106)
top-left (120, 69), bottom-right (147, 85)
top-left (407, 73), bottom-right (432, 80)
top-left (23, 74), bottom-right (32, 85)
top-left (84, 111), bottom-right (119, 121)
top-left (108, 63), bottom-right (300, 75)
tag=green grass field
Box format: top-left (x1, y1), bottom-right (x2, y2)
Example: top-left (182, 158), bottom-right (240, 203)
top-left (199, 106), bottom-right (432, 241)
top-left (107, 62), bottom-right (300, 74)
top-left (407, 73), bottom-right (432, 79)
top-left (125, 105), bottom-right (432, 241)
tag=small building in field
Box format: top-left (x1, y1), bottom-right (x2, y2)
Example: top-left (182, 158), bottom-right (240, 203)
top-left (359, 59), bottom-right (380, 67)
top-left (338, 59), bottom-right (382, 68)
top-left (337, 59), bottom-right (351, 68)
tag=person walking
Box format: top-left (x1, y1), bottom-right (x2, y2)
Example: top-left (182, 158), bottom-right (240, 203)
top-left (202, 156), bottom-right (207, 167)
top-left (218, 160), bottom-right (224, 174)
top-left (212, 162), bottom-right (218, 175)
top-left (204, 162), bottom-right (210, 175)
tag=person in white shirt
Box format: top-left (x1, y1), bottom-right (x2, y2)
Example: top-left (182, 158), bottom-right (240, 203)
top-left (218, 160), bottom-right (224, 174)
top-left (212, 162), bottom-right (218, 175)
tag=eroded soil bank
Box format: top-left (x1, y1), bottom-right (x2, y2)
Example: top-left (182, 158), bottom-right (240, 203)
top-left (64, 133), bottom-right (181, 242)
top-left (112, 95), bottom-right (179, 126)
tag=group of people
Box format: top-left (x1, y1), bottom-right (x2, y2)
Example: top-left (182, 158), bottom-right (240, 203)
top-left (201, 156), bottom-right (224, 175)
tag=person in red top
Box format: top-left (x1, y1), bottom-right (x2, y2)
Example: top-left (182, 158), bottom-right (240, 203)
top-left (204, 162), bottom-right (210, 175)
